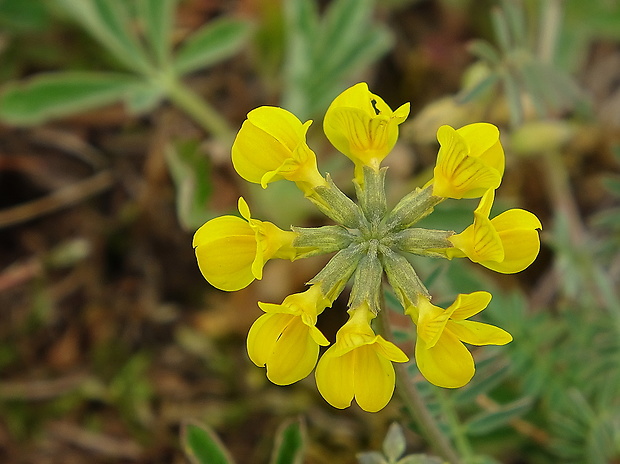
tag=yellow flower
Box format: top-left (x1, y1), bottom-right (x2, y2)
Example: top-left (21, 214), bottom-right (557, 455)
top-left (315, 302), bottom-right (409, 412)
top-left (431, 123), bottom-right (505, 199)
top-left (193, 197), bottom-right (297, 291)
top-left (247, 285), bottom-right (330, 385)
top-left (447, 189), bottom-right (542, 273)
top-left (409, 292), bottom-right (512, 389)
top-left (231, 106), bottom-right (326, 195)
top-left (323, 82), bottom-right (410, 173)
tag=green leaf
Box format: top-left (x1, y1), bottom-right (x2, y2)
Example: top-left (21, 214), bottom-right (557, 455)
top-left (0, 0), bottom-right (50, 32)
top-left (502, 71), bottom-right (523, 126)
top-left (518, 61), bottom-right (552, 117)
top-left (182, 421), bottom-right (235, 464)
top-left (465, 397), bottom-right (533, 436)
top-left (382, 423), bottom-right (406, 463)
top-left (53, 0), bottom-right (151, 73)
top-left (462, 457), bottom-right (502, 464)
top-left (313, 0), bottom-right (376, 74)
top-left (456, 73), bottom-right (499, 104)
top-left (137, 0), bottom-right (177, 65)
top-left (357, 451), bottom-right (388, 464)
top-left (592, 207), bottom-right (620, 230)
top-left (173, 18), bottom-right (252, 76)
top-left (306, 24), bottom-right (392, 114)
top-left (490, 7), bottom-right (512, 53)
top-left (270, 418), bottom-right (306, 464)
top-left (500, 0), bottom-right (526, 47)
top-left (282, 0), bottom-right (320, 117)
top-left (396, 456), bottom-right (444, 464)
top-left (467, 40), bottom-right (501, 65)
top-left (282, 0), bottom-right (392, 119)
top-left (165, 139), bottom-right (213, 231)
top-left (0, 72), bottom-right (142, 125)
top-left (124, 82), bottom-right (165, 114)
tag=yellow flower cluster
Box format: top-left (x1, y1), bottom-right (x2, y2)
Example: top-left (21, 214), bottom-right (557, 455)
top-left (193, 82), bottom-right (542, 412)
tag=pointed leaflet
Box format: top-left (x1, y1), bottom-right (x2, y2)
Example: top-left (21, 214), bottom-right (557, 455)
top-left (53, 0), bottom-right (151, 73)
top-left (136, 0), bottom-right (177, 65)
top-left (270, 418), bottom-right (306, 464)
top-left (0, 72), bottom-right (142, 125)
top-left (173, 17), bottom-right (252, 76)
top-left (182, 420), bottom-right (235, 464)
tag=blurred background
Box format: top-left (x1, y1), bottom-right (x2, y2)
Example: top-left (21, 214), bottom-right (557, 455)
top-left (0, 0), bottom-right (619, 463)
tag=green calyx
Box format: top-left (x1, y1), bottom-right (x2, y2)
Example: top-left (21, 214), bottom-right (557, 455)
top-left (301, 165), bottom-right (456, 314)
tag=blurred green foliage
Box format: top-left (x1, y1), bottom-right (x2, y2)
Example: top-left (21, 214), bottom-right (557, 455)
top-left (281, 0), bottom-right (392, 120)
top-left (0, 0), bottom-right (251, 127)
top-left (182, 418), bottom-right (306, 464)
top-left (460, 0), bottom-right (585, 125)
top-left (1, 0), bottom-right (620, 463)
top-left (357, 422), bottom-right (445, 464)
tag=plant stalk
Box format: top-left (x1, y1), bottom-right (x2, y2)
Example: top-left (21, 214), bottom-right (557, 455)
top-left (378, 309), bottom-right (462, 464)
top-left (165, 78), bottom-right (234, 143)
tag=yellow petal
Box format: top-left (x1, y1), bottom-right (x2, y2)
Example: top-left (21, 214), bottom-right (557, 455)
top-left (450, 209), bottom-right (504, 264)
top-left (417, 298), bottom-right (452, 348)
top-left (353, 345), bottom-right (396, 412)
top-left (483, 227), bottom-right (541, 273)
top-left (232, 106), bottom-right (324, 191)
top-left (374, 336), bottom-right (410, 363)
top-left (267, 317), bottom-right (320, 385)
top-left (432, 125), bottom-right (503, 199)
top-left (393, 102), bottom-right (411, 122)
top-left (195, 234), bottom-right (257, 291)
top-left (329, 82), bottom-right (369, 106)
top-left (192, 215), bottom-right (250, 248)
top-left (324, 82), bottom-right (409, 168)
top-left (449, 291), bottom-right (492, 320)
top-left (325, 107), bottom-right (377, 163)
top-left (257, 221), bottom-right (298, 261)
top-left (456, 123), bottom-right (505, 176)
top-left (475, 188), bottom-right (495, 218)
top-left (315, 348), bottom-right (355, 409)
top-left (491, 208), bottom-right (542, 231)
top-left (481, 209), bottom-right (542, 274)
top-left (258, 301), bottom-right (296, 315)
top-left (415, 331), bottom-right (475, 388)
top-left (247, 313), bottom-right (294, 367)
top-left (447, 320), bottom-right (513, 346)
top-left (308, 325), bottom-right (330, 346)
top-left (231, 118), bottom-right (292, 185)
top-left (247, 106), bottom-right (309, 150)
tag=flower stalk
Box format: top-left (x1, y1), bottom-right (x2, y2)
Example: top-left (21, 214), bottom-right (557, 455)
top-left (378, 307), bottom-right (463, 464)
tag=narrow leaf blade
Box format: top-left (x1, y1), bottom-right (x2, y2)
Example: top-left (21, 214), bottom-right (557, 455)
top-left (165, 139), bottom-right (213, 231)
top-left (465, 397), bottom-right (533, 436)
top-left (0, 72), bottom-right (142, 125)
top-left (382, 423), bottom-right (406, 462)
top-left (137, 0), bottom-right (177, 65)
top-left (181, 420), bottom-right (235, 464)
top-left (270, 418), bottom-right (306, 464)
top-left (456, 73), bottom-right (499, 104)
top-left (54, 0), bottom-right (151, 73)
top-left (173, 18), bottom-right (252, 75)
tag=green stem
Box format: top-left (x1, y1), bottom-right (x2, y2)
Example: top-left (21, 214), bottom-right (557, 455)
top-left (165, 78), bottom-right (234, 143)
top-left (436, 389), bottom-right (474, 460)
top-left (542, 150), bottom-right (620, 331)
top-left (378, 309), bottom-right (462, 464)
